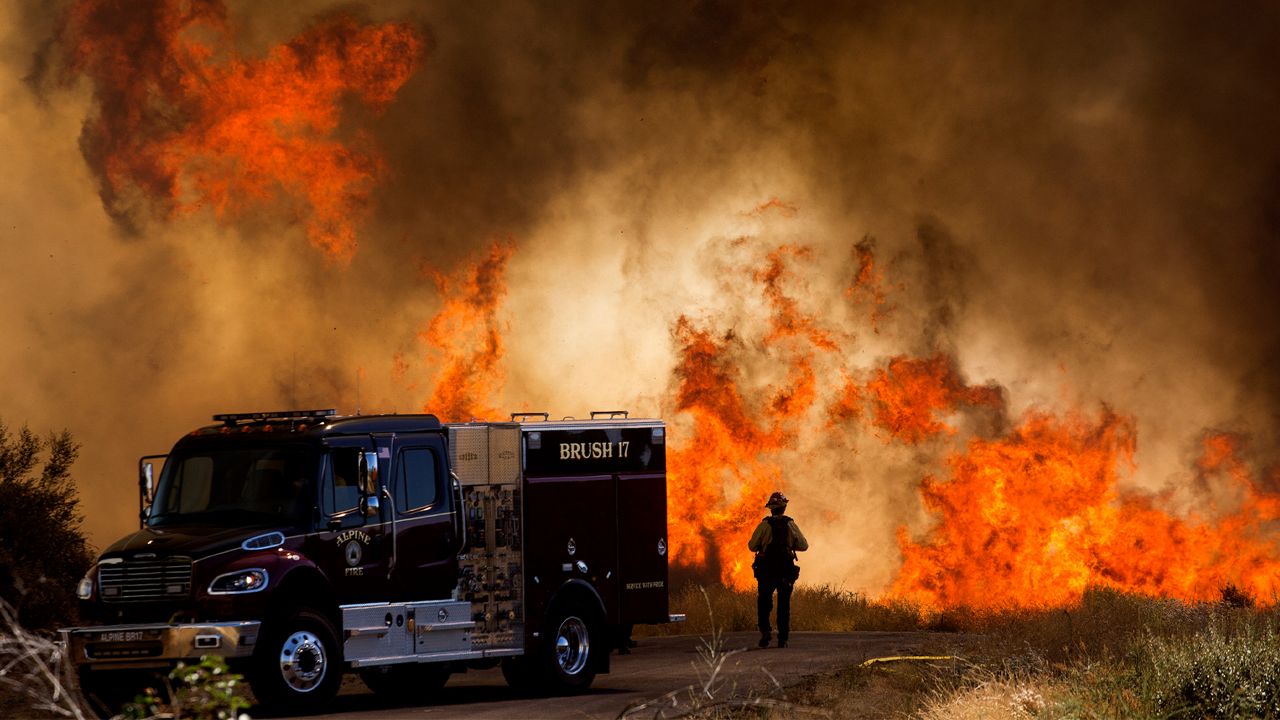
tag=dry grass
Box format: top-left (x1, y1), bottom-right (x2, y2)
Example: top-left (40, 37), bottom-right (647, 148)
top-left (959, 587), bottom-right (1220, 666)
top-left (0, 600), bottom-right (90, 719)
top-left (921, 588), bottom-right (1280, 720)
top-left (619, 587), bottom-right (831, 719)
top-left (640, 582), bottom-right (926, 637)
top-left (646, 584), bottom-right (1280, 720)
top-left (917, 673), bottom-right (1057, 720)
top-left (775, 659), bottom-right (964, 719)
top-left (633, 583), bottom-right (962, 719)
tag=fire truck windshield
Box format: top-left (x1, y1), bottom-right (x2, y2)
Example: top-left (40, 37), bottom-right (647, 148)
top-left (147, 445), bottom-right (317, 528)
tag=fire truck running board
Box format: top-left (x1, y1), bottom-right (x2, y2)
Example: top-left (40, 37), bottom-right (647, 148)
top-left (342, 599), bottom-right (521, 667)
top-left (347, 647), bottom-right (523, 669)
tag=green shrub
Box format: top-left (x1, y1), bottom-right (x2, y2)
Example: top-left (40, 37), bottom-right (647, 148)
top-left (123, 656), bottom-right (251, 720)
top-left (1140, 620), bottom-right (1280, 719)
top-left (0, 421), bottom-right (92, 630)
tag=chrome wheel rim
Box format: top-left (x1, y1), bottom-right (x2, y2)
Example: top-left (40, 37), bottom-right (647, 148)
top-left (554, 616), bottom-right (590, 676)
top-left (279, 630), bottom-right (326, 692)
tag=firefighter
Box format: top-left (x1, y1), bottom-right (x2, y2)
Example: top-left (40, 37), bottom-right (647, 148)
top-left (747, 491), bottom-right (808, 648)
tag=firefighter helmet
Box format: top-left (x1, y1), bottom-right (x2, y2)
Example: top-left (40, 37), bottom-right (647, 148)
top-left (765, 491), bottom-right (788, 509)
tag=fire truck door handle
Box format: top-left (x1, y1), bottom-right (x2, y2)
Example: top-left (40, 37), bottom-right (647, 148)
top-left (381, 487), bottom-right (397, 580)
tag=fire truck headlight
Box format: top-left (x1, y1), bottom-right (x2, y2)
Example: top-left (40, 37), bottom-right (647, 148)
top-left (208, 569), bottom-right (269, 595)
top-left (76, 574), bottom-right (93, 600)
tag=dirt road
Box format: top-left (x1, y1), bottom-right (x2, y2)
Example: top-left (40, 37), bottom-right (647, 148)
top-left (290, 630), bottom-right (943, 719)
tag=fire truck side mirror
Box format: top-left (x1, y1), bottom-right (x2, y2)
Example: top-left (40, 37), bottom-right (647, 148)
top-left (137, 457), bottom-right (160, 523)
top-left (142, 462), bottom-right (155, 502)
top-left (358, 451), bottom-right (380, 517)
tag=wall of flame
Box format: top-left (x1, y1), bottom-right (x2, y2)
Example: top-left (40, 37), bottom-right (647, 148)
top-left (2, 0), bottom-right (1280, 609)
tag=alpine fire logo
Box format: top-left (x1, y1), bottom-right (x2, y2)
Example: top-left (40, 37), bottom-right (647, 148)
top-left (344, 541), bottom-right (362, 567)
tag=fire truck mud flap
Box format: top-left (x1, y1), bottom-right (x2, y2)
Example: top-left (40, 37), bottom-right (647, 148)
top-left (61, 621), bottom-right (261, 667)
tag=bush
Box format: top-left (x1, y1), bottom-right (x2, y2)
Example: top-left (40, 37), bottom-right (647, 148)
top-left (0, 419), bottom-right (93, 630)
top-left (1141, 620), bottom-right (1280, 719)
top-left (123, 656), bottom-right (252, 720)
top-left (944, 588), bottom-right (1280, 719)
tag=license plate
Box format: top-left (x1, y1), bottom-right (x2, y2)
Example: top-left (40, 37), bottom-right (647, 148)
top-left (93, 629), bottom-right (161, 643)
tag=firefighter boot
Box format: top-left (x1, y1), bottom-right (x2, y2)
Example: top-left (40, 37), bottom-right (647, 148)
top-left (758, 634), bottom-right (770, 648)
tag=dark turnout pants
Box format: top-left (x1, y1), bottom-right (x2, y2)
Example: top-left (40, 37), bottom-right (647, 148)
top-left (757, 577), bottom-right (793, 641)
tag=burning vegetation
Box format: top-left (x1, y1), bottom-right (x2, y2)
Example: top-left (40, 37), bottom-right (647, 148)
top-left (58, 0), bottom-right (423, 262)
top-left (16, 1), bottom-right (1280, 617)
top-left (652, 218), bottom-right (1280, 611)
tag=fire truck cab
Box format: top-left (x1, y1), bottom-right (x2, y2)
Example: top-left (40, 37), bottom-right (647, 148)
top-left (62, 409), bottom-right (676, 714)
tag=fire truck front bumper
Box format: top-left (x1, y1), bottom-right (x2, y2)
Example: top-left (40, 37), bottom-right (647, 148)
top-left (60, 621), bottom-right (261, 669)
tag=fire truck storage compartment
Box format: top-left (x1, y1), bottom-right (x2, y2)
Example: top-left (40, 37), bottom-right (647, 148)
top-left (343, 600), bottom-right (473, 667)
top-left (448, 424), bottom-right (524, 651)
top-left (520, 421), bottom-right (669, 630)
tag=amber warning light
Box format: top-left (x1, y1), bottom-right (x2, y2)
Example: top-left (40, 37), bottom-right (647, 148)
top-left (213, 409), bottom-right (337, 426)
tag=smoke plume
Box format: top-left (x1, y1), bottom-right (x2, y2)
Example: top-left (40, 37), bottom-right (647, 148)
top-left (3, 0), bottom-right (1280, 601)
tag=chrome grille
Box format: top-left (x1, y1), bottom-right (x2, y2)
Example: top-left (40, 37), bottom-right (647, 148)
top-left (98, 557), bottom-right (193, 602)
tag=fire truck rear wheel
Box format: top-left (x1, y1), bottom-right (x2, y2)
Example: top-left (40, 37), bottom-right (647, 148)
top-left (500, 656), bottom-right (537, 691)
top-left (248, 608), bottom-right (342, 714)
top-left (541, 600), bottom-right (599, 692)
top-left (359, 663), bottom-right (450, 702)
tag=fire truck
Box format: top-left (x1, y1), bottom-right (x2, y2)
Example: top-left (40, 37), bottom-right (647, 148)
top-left (61, 409), bottom-right (677, 714)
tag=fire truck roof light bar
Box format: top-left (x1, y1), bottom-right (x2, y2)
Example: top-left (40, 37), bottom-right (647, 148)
top-left (589, 410), bottom-right (629, 419)
top-left (213, 409), bottom-right (337, 426)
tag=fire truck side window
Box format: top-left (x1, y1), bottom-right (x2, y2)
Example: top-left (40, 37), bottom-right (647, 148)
top-left (320, 449), bottom-right (361, 518)
top-left (397, 448), bottom-right (438, 513)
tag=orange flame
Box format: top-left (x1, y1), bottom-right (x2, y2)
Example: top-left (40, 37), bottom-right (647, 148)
top-left (744, 197), bottom-right (799, 218)
top-left (667, 234), bottom-right (836, 589)
top-left (846, 236), bottom-right (893, 331)
top-left (862, 355), bottom-right (1004, 443)
top-left (754, 246), bottom-right (839, 351)
top-left (60, 0), bottom-right (423, 262)
top-left (826, 370), bottom-right (863, 426)
top-left (890, 414), bottom-right (1280, 610)
top-left (666, 229), bottom-right (1280, 608)
top-left (666, 317), bottom-right (785, 588)
top-left (375, 205), bottom-right (1280, 610)
top-left (416, 241), bottom-right (514, 422)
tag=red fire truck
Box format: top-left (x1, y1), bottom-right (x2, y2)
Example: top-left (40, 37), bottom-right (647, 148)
top-left (61, 409), bottom-right (678, 714)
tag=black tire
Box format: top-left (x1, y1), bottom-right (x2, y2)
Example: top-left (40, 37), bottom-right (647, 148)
top-left (539, 599), bottom-right (600, 693)
top-left (248, 608), bottom-right (342, 715)
top-left (500, 655), bottom-right (537, 692)
top-left (359, 663), bottom-right (450, 703)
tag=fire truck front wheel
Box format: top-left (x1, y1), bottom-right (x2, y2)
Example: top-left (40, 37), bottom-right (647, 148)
top-left (541, 600), bottom-right (600, 692)
top-left (248, 608), bottom-right (342, 714)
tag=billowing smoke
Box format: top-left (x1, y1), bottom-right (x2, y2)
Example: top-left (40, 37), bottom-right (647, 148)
top-left (3, 0), bottom-right (1279, 600)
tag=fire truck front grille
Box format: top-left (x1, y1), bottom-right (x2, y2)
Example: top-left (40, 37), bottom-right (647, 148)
top-left (98, 558), bottom-right (193, 602)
